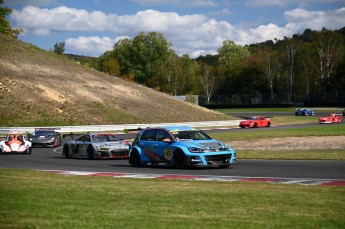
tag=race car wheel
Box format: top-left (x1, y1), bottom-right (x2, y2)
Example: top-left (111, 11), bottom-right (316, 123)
top-left (266, 122), bottom-right (271, 127)
top-left (173, 150), bottom-right (186, 169)
top-left (129, 150), bottom-right (141, 167)
top-left (87, 145), bottom-right (94, 160)
top-left (253, 123), bottom-right (258, 128)
top-left (26, 148), bottom-right (32, 154)
top-left (63, 144), bottom-right (70, 158)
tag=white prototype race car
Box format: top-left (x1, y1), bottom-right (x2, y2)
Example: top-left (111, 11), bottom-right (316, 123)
top-left (0, 133), bottom-right (32, 154)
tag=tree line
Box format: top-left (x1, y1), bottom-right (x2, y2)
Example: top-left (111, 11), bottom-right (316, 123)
top-left (90, 28), bottom-right (344, 104)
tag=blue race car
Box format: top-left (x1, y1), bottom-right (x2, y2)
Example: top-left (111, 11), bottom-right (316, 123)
top-left (295, 108), bottom-right (314, 116)
top-left (129, 126), bottom-right (236, 168)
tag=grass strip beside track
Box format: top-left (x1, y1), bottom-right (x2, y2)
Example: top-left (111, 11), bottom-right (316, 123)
top-left (213, 125), bottom-right (345, 141)
top-left (268, 116), bottom-right (318, 125)
top-left (0, 169), bottom-right (344, 229)
top-left (237, 150), bottom-right (345, 160)
top-left (216, 107), bottom-right (343, 113)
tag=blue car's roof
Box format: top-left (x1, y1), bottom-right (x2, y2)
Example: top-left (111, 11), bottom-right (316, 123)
top-left (162, 126), bottom-right (197, 131)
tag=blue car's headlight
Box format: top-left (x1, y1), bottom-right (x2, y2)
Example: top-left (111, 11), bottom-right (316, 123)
top-left (188, 147), bottom-right (205, 153)
top-left (219, 143), bottom-right (230, 151)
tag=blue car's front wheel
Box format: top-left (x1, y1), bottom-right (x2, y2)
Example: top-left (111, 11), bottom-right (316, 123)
top-left (129, 150), bottom-right (141, 167)
top-left (173, 150), bottom-right (186, 169)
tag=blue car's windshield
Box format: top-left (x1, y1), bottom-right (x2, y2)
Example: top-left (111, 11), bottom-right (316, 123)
top-left (171, 130), bottom-right (212, 141)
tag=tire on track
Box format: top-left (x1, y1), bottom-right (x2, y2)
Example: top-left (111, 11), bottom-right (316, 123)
top-left (87, 145), bottom-right (94, 160)
top-left (173, 150), bottom-right (186, 169)
top-left (63, 144), bottom-right (70, 158)
top-left (129, 150), bottom-right (141, 167)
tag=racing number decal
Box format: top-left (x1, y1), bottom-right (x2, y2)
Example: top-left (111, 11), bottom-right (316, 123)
top-left (164, 148), bottom-right (172, 160)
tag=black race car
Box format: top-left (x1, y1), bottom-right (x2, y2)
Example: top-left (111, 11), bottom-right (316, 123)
top-left (28, 128), bottom-right (62, 147)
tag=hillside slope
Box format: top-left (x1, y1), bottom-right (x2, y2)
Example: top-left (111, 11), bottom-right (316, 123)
top-left (0, 34), bottom-right (231, 126)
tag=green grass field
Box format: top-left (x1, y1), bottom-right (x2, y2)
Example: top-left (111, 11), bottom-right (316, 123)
top-left (0, 169), bottom-right (344, 229)
top-left (237, 150), bottom-right (345, 160)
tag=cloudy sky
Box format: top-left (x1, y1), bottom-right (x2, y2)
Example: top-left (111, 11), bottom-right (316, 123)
top-left (4, 0), bottom-right (345, 57)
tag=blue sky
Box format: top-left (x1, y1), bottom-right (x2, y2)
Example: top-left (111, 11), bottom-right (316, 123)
top-left (4, 0), bottom-right (345, 57)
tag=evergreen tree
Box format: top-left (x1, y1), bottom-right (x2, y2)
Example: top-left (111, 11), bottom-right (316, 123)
top-left (53, 42), bottom-right (65, 55)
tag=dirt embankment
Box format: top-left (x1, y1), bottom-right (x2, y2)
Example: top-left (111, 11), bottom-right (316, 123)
top-left (229, 136), bottom-right (345, 151)
top-left (0, 34), bottom-right (232, 126)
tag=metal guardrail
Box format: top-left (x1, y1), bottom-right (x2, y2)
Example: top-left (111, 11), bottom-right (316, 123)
top-left (0, 120), bottom-right (242, 134)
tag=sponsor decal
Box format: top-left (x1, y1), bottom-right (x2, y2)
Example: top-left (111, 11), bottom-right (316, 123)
top-left (164, 148), bottom-right (172, 160)
top-left (143, 148), bottom-right (162, 162)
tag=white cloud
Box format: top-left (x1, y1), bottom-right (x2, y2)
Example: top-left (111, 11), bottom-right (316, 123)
top-left (189, 0), bottom-right (217, 7)
top-left (244, 0), bottom-right (345, 8)
top-left (129, 0), bottom-right (217, 7)
top-left (65, 36), bottom-right (116, 56)
top-left (233, 7), bottom-right (345, 47)
top-left (11, 6), bottom-right (114, 35)
top-left (33, 28), bottom-right (51, 36)
top-left (245, 0), bottom-right (288, 8)
top-left (12, 6), bottom-right (233, 56)
top-left (5, 0), bottom-right (56, 7)
top-left (11, 5), bottom-right (345, 57)
top-left (284, 7), bottom-right (345, 31)
top-left (246, 23), bottom-right (291, 44)
top-left (209, 8), bottom-right (233, 17)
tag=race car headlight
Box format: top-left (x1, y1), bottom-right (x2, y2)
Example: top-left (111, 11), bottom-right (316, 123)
top-left (218, 142), bottom-right (230, 150)
top-left (97, 146), bottom-right (110, 150)
top-left (188, 147), bottom-right (205, 153)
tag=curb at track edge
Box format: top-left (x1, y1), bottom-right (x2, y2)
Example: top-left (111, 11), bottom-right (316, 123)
top-left (42, 170), bottom-right (345, 187)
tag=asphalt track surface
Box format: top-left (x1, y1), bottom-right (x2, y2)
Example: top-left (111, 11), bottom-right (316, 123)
top-left (1, 123), bottom-right (345, 181)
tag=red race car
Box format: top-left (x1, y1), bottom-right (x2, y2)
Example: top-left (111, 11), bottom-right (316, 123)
top-left (319, 113), bottom-right (343, 124)
top-left (239, 116), bottom-right (271, 128)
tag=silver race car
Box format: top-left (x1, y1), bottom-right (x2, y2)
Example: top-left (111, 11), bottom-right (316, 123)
top-left (62, 133), bottom-right (130, 159)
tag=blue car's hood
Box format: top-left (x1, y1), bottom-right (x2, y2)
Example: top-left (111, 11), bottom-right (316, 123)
top-left (175, 139), bottom-right (228, 150)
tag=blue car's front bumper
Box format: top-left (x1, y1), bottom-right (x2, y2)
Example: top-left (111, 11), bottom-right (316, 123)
top-left (186, 151), bottom-right (236, 167)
